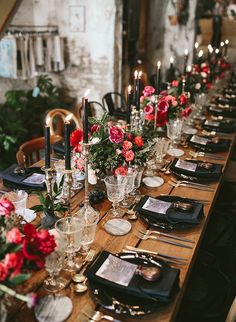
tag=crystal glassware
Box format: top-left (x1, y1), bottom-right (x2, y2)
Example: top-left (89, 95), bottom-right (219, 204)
top-left (4, 190), bottom-right (28, 218)
top-left (130, 166), bottom-right (144, 197)
top-left (167, 118), bottom-right (185, 157)
top-left (118, 168), bottom-right (137, 208)
top-left (55, 217), bottom-right (83, 272)
top-left (43, 249), bottom-right (67, 292)
top-left (104, 175), bottom-right (127, 217)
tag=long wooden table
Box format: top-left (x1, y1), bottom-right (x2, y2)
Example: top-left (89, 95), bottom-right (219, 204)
top-left (5, 131), bottom-right (235, 322)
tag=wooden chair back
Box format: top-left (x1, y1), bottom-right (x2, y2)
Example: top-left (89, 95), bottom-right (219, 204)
top-left (16, 135), bottom-right (62, 168)
top-left (45, 108), bottom-right (81, 136)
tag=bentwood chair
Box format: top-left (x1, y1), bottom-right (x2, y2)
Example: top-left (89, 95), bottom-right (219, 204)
top-left (102, 92), bottom-right (127, 119)
top-left (45, 108), bottom-right (81, 136)
top-left (16, 135), bottom-right (62, 168)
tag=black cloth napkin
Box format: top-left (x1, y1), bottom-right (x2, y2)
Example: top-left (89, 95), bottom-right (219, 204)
top-left (188, 135), bottom-right (230, 152)
top-left (202, 119), bottom-right (236, 133)
top-left (170, 158), bottom-right (222, 180)
top-left (216, 97), bottom-right (236, 106)
top-left (0, 164), bottom-right (45, 190)
top-left (134, 195), bottom-right (204, 225)
top-left (87, 251), bottom-right (180, 302)
top-left (207, 105), bottom-right (236, 118)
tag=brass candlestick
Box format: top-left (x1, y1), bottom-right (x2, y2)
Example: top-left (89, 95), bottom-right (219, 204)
top-left (63, 169), bottom-right (74, 215)
top-left (42, 167), bottom-right (54, 198)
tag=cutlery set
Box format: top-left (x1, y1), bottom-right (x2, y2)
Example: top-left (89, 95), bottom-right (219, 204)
top-left (189, 150), bottom-right (224, 160)
top-left (168, 178), bottom-right (214, 192)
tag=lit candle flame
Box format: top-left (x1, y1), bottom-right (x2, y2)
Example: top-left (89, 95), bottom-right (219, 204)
top-left (170, 57), bottom-right (174, 64)
top-left (138, 71), bottom-right (142, 78)
top-left (157, 61), bottom-right (161, 69)
top-left (220, 41), bottom-right (224, 47)
top-left (134, 70), bottom-right (138, 78)
top-left (184, 49), bottom-right (188, 56)
top-left (45, 116), bottom-right (51, 126)
top-left (198, 50), bottom-right (203, 58)
top-left (84, 89), bottom-right (90, 98)
top-left (225, 39), bottom-right (229, 45)
top-left (128, 85), bottom-right (132, 94)
top-left (65, 113), bottom-right (73, 123)
top-left (215, 48), bottom-right (219, 54)
top-left (187, 65), bottom-right (192, 73)
top-left (195, 42), bottom-right (199, 49)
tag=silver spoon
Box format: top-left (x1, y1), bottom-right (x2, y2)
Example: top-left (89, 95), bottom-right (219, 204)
top-left (72, 249), bottom-right (96, 283)
top-left (73, 279), bottom-right (88, 293)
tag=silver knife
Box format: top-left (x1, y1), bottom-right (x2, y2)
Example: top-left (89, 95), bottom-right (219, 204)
top-left (150, 230), bottom-right (195, 244)
top-left (179, 183), bottom-right (214, 192)
top-left (125, 246), bottom-right (188, 261)
top-left (200, 153), bottom-right (224, 160)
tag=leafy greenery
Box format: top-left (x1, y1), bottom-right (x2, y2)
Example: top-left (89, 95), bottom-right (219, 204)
top-left (0, 75), bottom-right (63, 170)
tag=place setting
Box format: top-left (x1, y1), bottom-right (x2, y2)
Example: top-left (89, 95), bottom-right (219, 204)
top-left (188, 134), bottom-right (230, 153)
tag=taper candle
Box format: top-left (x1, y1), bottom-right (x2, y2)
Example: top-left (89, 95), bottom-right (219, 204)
top-left (64, 114), bottom-right (73, 170)
top-left (44, 117), bottom-right (51, 169)
top-left (82, 89), bottom-right (90, 144)
top-left (133, 70), bottom-right (138, 107)
top-left (127, 85), bottom-right (132, 124)
top-left (225, 39), bottom-right (229, 57)
top-left (183, 49), bottom-right (188, 75)
top-left (136, 71), bottom-right (142, 111)
top-left (170, 57), bottom-right (174, 70)
top-left (157, 61), bottom-right (161, 94)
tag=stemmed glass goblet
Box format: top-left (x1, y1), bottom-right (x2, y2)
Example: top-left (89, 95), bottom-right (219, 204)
top-left (118, 168), bottom-right (137, 208)
top-left (167, 118), bottom-right (185, 157)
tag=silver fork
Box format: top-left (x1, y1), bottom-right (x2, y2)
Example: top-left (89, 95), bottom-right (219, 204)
top-left (189, 151), bottom-right (224, 160)
top-left (170, 177), bottom-right (214, 189)
top-left (83, 310), bottom-right (122, 322)
top-left (137, 228), bottom-right (195, 244)
top-left (135, 232), bottom-right (193, 249)
top-left (168, 180), bottom-right (214, 192)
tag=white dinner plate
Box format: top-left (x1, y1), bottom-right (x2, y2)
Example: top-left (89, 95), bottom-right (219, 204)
top-left (142, 176), bottom-right (164, 188)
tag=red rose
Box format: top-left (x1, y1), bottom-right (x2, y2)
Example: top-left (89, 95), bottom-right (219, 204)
top-left (207, 83), bottom-right (213, 90)
top-left (91, 124), bottom-right (100, 133)
top-left (0, 198), bottom-right (15, 216)
top-left (182, 106), bottom-right (192, 118)
top-left (114, 166), bottom-right (128, 176)
top-left (144, 104), bottom-right (154, 115)
top-left (171, 80), bottom-right (179, 87)
top-left (70, 129), bottom-right (83, 148)
top-left (143, 86), bottom-right (155, 97)
top-left (4, 252), bottom-right (23, 275)
top-left (0, 262), bottom-right (8, 281)
top-left (109, 126), bottom-right (124, 144)
top-left (145, 114), bottom-right (155, 121)
top-left (126, 133), bottom-right (133, 141)
top-left (123, 140), bottom-right (133, 151)
top-left (123, 150), bottom-right (135, 162)
top-left (36, 230), bottom-right (56, 255)
top-left (73, 143), bottom-right (82, 153)
top-left (6, 227), bottom-right (22, 244)
top-left (156, 111), bottom-right (167, 127)
top-left (158, 99), bottom-right (169, 112)
top-left (179, 94), bottom-right (187, 105)
top-left (134, 136), bottom-right (144, 147)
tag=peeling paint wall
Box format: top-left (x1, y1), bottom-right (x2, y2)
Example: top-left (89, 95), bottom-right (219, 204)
top-left (0, 0), bottom-right (122, 104)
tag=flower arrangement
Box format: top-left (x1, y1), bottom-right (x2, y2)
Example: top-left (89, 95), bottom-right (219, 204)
top-left (70, 113), bottom-right (152, 178)
top-left (141, 86), bottom-right (191, 128)
top-left (0, 198), bottom-right (56, 312)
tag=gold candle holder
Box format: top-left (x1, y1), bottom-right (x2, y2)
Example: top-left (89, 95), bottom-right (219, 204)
top-left (63, 169), bottom-right (74, 215)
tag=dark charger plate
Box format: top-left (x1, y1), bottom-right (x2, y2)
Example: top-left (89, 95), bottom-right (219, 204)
top-left (88, 252), bottom-right (178, 317)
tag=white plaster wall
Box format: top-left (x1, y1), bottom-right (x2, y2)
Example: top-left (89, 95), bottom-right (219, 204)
top-left (0, 0), bottom-right (122, 104)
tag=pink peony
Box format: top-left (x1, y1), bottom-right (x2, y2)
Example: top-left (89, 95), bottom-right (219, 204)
top-left (143, 86), bottom-right (155, 97)
top-left (144, 104), bottom-right (154, 115)
top-left (134, 136), bottom-right (144, 147)
top-left (75, 157), bottom-right (85, 171)
top-left (0, 198), bottom-right (15, 216)
top-left (123, 150), bottom-right (135, 162)
top-left (166, 95), bottom-right (177, 106)
top-left (123, 140), bottom-right (133, 151)
top-left (6, 227), bottom-right (22, 244)
top-left (0, 262), bottom-right (8, 281)
top-left (109, 126), bottom-right (124, 144)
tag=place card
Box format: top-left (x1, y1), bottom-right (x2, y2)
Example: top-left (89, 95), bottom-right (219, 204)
top-left (190, 135), bottom-right (209, 145)
top-left (204, 120), bottom-right (220, 127)
top-left (96, 254), bottom-right (137, 287)
top-left (142, 197), bottom-right (172, 214)
top-left (22, 173), bottom-right (45, 184)
top-left (175, 160), bottom-right (197, 172)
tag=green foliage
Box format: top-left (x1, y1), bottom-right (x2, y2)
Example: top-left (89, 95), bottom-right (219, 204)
top-left (0, 75), bottom-right (62, 170)
top-left (8, 274), bottom-right (31, 285)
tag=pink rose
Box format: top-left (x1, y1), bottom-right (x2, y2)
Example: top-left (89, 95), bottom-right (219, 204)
top-left (179, 94), bottom-right (187, 105)
top-left (0, 262), bottom-right (8, 281)
top-left (0, 198), bottom-right (15, 216)
top-left (75, 157), bottom-right (85, 171)
top-left (123, 150), bottom-right (135, 162)
top-left (123, 140), bottom-right (133, 151)
top-left (145, 114), bottom-right (155, 121)
top-left (182, 106), bottom-right (192, 117)
top-left (166, 95), bottom-right (177, 106)
top-left (114, 166), bottom-right (127, 176)
top-left (159, 90), bottom-right (168, 96)
top-left (6, 227), bottom-right (22, 244)
top-left (172, 80), bottom-right (179, 87)
top-left (158, 99), bottom-right (169, 112)
top-left (91, 124), bottom-right (100, 133)
top-left (143, 86), bottom-right (155, 97)
top-left (144, 104), bottom-right (154, 115)
top-left (109, 126), bottom-right (124, 144)
top-left (4, 252), bottom-right (23, 275)
top-left (140, 95), bottom-right (145, 103)
top-left (134, 136), bottom-right (144, 147)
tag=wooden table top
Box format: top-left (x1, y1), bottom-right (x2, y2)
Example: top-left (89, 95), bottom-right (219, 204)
top-left (5, 131), bottom-right (235, 322)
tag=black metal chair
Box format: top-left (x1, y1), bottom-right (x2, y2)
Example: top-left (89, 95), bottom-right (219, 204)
top-left (102, 92), bottom-right (127, 119)
top-left (88, 101), bottom-right (106, 116)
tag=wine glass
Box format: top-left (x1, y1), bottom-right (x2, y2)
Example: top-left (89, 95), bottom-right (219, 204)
top-left (118, 168), bottom-right (137, 208)
top-left (55, 217), bottom-right (83, 272)
top-left (167, 118), bottom-right (185, 157)
top-left (130, 166), bottom-right (144, 197)
top-left (104, 175), bottom-right (127, 217)
top-left (43, 249), bottom-right (67, 292)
